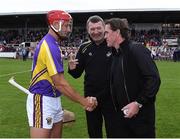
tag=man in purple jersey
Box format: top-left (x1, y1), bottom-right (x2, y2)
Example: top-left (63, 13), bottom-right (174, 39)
top-left (27, 10), bottom-right (97, 138)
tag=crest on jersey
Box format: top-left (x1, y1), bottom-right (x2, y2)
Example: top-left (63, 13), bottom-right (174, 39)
top-left (46, 117), bottom-right (52, 125)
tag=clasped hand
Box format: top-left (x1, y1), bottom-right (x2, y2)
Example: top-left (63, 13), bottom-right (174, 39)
top-left (84, 97), bottom-right (98, 111)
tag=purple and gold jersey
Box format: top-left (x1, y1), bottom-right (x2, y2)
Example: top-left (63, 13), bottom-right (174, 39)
top-left (29, 34), bottom-right (63, 97)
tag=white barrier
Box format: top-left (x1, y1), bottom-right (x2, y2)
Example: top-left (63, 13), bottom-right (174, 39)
top-left (0, 52), bottom-right (16, 58)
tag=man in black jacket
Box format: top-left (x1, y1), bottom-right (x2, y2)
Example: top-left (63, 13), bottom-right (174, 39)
top-left (68, 16), bottom-right (122, 138)
top-left (104, 18), bottom-right (161, 137)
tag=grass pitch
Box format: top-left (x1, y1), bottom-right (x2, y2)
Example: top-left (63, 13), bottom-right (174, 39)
top-left (0, 58), bottom-right (180, 137)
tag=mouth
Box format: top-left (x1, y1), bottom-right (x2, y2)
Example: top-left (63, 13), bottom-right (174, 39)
top-left (92, 33), bottom-right (102, 37)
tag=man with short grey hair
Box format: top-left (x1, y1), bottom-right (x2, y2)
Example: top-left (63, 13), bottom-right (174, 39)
top-left (68, 15), bottom-right (122, 138)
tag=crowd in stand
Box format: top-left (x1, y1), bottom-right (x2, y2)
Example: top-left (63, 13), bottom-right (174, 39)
top-left (0, 28), bottom-right (180, 61)
top-left (131, 29), bottom-right (162, 47)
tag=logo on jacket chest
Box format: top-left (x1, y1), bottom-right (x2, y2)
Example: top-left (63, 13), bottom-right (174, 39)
top-left (88, 52), bottom-right (93, 56)
top-left (88, 51), bottom-right (112, 57)
top-left (106, 51), bottom-right (112, 57)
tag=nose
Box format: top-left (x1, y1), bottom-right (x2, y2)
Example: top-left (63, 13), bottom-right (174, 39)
top-left (92, 28), bottom-right (100, 34)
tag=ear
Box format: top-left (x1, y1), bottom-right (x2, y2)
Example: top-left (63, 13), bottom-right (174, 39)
top-left (87, 26), bottom-right (90, 34)
top-left (52, 21), bottom-right (59, 30)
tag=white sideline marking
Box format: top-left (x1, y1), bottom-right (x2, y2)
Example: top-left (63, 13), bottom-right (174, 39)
top-left (0, 70), bottom-right (31, 78)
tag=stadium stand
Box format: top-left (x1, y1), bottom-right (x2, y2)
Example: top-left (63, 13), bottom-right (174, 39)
top-left (0, 11), bottom-right (180, 61)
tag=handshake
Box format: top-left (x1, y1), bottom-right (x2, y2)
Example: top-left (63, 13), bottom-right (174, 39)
top-left (68, 53), bottom-right (98, 111)
top-left (84, 96), bottom-right (98, 112)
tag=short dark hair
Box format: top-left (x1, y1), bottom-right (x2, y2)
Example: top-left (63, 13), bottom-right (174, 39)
top-left (105, 18), bottom-right (130, 40)
top-left (86, 15), bottom-right (104, 28)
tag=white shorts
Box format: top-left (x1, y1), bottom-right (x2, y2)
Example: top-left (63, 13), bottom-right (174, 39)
top-left (26, 93), bottom-right (63, 129)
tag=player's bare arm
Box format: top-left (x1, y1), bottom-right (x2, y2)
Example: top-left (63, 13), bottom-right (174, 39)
top-left (51, 73), bottom-right (97, 111)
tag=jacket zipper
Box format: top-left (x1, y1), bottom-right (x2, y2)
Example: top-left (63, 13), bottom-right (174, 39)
top-left (110, 80), bottom-right (118, 112)
top-left (110, 57), bottom-right (118, 112)
top-left (121, 56), bottom-right (130, 103)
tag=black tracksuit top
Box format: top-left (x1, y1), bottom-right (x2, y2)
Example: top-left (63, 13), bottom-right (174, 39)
top-left (68, 40), bottom-right (112, 98)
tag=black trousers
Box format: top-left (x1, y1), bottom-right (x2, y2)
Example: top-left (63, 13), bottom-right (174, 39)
top-left (115, 113), bottom-right (155, 138)
top-left (85, 97), bottom-right (123, 138)
top-left (86, 100), bottom-right (155, 138)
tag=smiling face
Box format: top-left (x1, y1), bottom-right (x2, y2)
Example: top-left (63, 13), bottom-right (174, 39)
top-left (87, 21), bottom-right (105, 44)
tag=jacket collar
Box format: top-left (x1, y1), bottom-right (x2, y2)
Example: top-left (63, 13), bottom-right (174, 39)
top-left (112, 40), bottom-right (130, 56)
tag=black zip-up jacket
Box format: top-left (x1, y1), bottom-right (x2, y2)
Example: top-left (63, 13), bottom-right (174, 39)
top-left (110, 40), bottom-right (161, 111)
top-left (68, 40), bottom-right (112, 99)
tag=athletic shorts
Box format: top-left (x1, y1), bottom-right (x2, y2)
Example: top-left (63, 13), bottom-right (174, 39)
top-left (26, 93), bottom-right (63, 129)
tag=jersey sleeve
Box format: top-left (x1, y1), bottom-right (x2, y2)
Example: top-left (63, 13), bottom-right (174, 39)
top-left (41, 41), bottom-right (64, 76)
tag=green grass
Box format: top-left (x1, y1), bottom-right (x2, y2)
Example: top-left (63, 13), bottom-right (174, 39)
top-left (0, 58), bottom-right (180, 137)
top-left (155, 61), bottom-right (180, 137)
